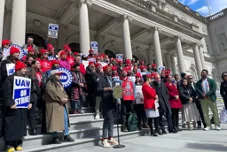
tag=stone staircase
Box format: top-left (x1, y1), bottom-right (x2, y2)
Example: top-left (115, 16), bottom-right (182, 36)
top-left (0, 95), bottom-right (225, 152)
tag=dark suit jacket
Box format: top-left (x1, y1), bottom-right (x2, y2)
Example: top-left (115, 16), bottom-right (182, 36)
top-left (152, 81), bottom-right (171, 113)
top-left (179, 86), bottom-right (196, 104)
top-left (97, 76), bottom-right (117, 119)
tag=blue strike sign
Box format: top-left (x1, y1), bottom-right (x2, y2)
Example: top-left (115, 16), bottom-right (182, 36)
top-left (13, 76), bottom-right (31, 108)
top-left (57, 68), bottom-right (73, 88)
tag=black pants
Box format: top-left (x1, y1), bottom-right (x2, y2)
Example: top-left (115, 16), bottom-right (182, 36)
top-left (148, 117), bottom-right (160, 133)
top-left (135, 104), bottom-right (147, 126)
top-left (6, 140), bottom-right (22, 149)
top-left (28, 99), bottom-right (37, 130)
top-left (159, 111), bottom-right (173, 132)
top-left (87, 87), bottom-right (95, 107)
top-left (223, 96), bottom-right (227, 110)
top-left (195, 99), bottom-right (207, 128)
top-left (121, 101), bottom-right (133, 125)
top-left (171, 108), bottom-right (179, 129)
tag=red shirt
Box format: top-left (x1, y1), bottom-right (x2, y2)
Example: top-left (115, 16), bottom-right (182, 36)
top-left (37, 58), bottom-right (52, 73)
top-left (67, 56), bottom-right (75, 67)
top-left (80, 63), bottom-right (86, 75)
top-left (36, 71), bottom-right (42, 87)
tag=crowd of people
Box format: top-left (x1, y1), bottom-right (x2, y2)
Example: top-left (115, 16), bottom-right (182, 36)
top-left (0, 37), bottom-right (225, 151)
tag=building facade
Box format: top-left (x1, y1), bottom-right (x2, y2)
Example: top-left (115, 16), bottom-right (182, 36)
top-left (0, 0), bottom-right (216, 80)
top-left (207, 9), bottom-right (227, 82)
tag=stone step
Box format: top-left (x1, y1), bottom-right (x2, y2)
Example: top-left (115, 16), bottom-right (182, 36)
top-left (69, 113), bottom-right (95, 122)
top-left (22, 130), bottom-right (149, 152)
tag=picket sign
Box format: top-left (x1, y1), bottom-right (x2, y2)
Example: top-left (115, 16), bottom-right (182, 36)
top-left (6, 63), bottom-right (15, 76)
top-left (13, 76), bottom-right (31, 108)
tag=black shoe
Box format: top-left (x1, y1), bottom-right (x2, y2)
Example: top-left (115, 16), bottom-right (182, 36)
top-left (176, 126), bottom-right (182, 131)
top-left (162, 129), bottom-right (167, 134)
top-left (63, 135), bottom-right (74, 142)
top-left (52, 137), bottom-right (62, 144)
top-left (197, 125), bottom-right (202, 129)
top-left (30, 129), bottom-right (37, 135)
top-left (169, 129), bottom-right (177, 133)
top-left (121, 125), bottom-right (128, 132)
top-left (152, 133), bottom-right (158, 137)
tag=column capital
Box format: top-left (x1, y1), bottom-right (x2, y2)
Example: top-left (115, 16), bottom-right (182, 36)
top-left (148, 27), bottom-right (161, 33)
top-left (80, 0), bottom-right (92, 6)
top-left (123, 14), bottom-right (132, 21)
top-left (173, 36), bottom-right (183, 42)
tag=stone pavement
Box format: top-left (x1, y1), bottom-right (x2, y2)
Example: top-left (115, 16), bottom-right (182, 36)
top-left (73, 124), bottom-right (227, 152)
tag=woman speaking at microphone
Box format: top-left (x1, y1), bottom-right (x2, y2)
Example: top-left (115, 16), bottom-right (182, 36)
top-left (3, 61), bottom-right (32, 152)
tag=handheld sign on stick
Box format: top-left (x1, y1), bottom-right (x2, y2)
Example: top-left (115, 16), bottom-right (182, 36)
top-left (13, 76), bottom-right (31, 108)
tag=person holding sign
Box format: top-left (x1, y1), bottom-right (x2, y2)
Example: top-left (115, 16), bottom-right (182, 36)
top-left (2, 61), bottom-right (32, 152)
top-left (0, 46), bottom-right (20, 87)
top-left (45, 70), bottom-right (74, 144)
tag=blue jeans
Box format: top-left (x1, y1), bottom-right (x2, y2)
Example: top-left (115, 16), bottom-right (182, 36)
top-left (52, 107), bottom-right (69, 137)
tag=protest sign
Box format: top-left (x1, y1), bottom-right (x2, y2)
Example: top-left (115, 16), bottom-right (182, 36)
top-left (116, 54), bottom-right (123, 61)
top-left (88, 58), bottom-right (96, 62)
top-left (157, 66), bottom-right (165, 74)
top-left (6, 63), bottom-right (15, 76)
top-left (57, 68), bottom-right (73, 88)
top-left (91, 41), bottom-right (98, 53)
top-left (13, 76), bottom-right (31, 108)
top-left (128, 76), bottom-right (136, 83)
top-left (99, 62), bottom-right (107, 67)
top-left (48, 23), bottom-right (59, 39)
top-left (112, 76), bottom-right (120, 82)
top-left (82, 60), bottom-right (89, 68)
top-left (135, 85), bottom-right (144, 104)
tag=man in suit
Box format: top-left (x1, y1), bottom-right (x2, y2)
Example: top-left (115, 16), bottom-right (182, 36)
top-left (188, 75), bottom-right (206, 129)
top-left (152, 74), bottom-right (177, 134)
top-left (196, 69), bottom-right (221, 131)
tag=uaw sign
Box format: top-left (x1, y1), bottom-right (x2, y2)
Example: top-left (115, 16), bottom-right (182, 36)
top-left (57, 68), bottom-right (73, 88)
top-left (48, 23), bottom-right (59, 39)
top-left (6, 63), bottom-right (15, 76)
top-left (13, 76), bottom-right (31, 108)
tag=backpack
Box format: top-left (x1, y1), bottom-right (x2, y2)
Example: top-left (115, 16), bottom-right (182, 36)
top-left (126, 112), bottom-right (138, 132)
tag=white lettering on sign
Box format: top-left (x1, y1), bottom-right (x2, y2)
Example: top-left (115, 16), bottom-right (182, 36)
top-left (15, 96), bottom-right (30, 106)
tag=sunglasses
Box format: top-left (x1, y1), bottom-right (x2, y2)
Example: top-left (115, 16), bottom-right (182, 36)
top-left (224, 75), bottom-right (227, 77)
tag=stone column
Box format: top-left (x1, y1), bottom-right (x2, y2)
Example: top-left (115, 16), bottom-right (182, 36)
top-left (199, 46), bottom-right (206, 69)
top-left (192, 44), bottom-right (202, 77)
top-left (57, 24), bottom-right (68, 50)
top-left (10, 0), bottom-right (26, 46)
top-left (3, 11), bottom-right (11, 40)
top-left (0, 0), bottom-right (5, 44)
top-left (147, 45), bottom-right (153, 64)
top-left (166, 53), bottom-right (172, 69)
top-left (152, 27), bottom-right (163, 66)
top-left (171, 54), bottom-right (176, 74)
top-left (175, 36), bottom-right (186, 73)
top-left (79, 0), bottom-right (91, 54)
top-left (122, 15), bottom-right (132, 59)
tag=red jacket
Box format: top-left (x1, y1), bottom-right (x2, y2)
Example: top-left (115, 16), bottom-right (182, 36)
top-left (80, 63), bottom-right (86, 75)
top-left (165, 82), bottom-right (182, 109)
top-left (142, 83), bottom-right (156, 110)
top-left (37, 58), bottom-right (52, 73)
top-left (67, 56), bottom-right (75, 67)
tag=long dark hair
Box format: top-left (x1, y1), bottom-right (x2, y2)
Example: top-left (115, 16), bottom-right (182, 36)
top-left (30, 60), bottom-right (41, 80)
top-left (221, 72), bottom-right (227, 81)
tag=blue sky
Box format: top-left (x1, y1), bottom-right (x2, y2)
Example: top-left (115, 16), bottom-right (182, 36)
top-left (179, 0), bottom-right (227, 16)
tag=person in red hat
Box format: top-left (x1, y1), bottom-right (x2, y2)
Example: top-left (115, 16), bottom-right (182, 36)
top-left (97, 66), bottom-right (118, 148)
top-left (139, 60), bottom-right (145, 66)
top-left (47, 44), bottom-right (57, 61)
top-left (152, 64), bottom-right (157, 72)
top-left (92, 63), bottom-right (104, 119)
top-left (37, 49), bottom-right (52, 73)
top-left (88, 49), bottom-right (95, 59)
top-left (27, 46), bottom-right (36, 58)
top-left (142, 74), bottom-right (160, 136)
top-left (2, 61), bottom-right (32, 152)
top-left (59, 51), bottom-right (71, 70)
top-left (121, 67), bottom-right (136, 132)
top-left (75, 56), bottom-right (86, 75)
top-left (147, 64), bottom-right (153, 73)
top-left (0, 47), bottom-right (20, 87)
top-left (70, 62), bottom-right (86, 114)
top-left (140, 65), bottom-right (147, 73)
top-left (1, 40), bottom-right (11, 61)
top-left (85, 61), bottom-right (96, 107)
top-left (65, 47), bottom-right (75, 67)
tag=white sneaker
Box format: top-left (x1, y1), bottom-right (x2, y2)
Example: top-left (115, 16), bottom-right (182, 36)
top-left (215, 126), bottom-right (221, 131)
top-left (108, 138), bottom-right (118, 145)
top-left (95, 114), bottom-right (100, 119)
top-left (102, 139), bottom-right (111, 148)
top-left (204, 127), bottom-right (210, 131)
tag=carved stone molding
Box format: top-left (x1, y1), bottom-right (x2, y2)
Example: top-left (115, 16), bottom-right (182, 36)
top-left (80, 0), bottom-right (92, 6)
